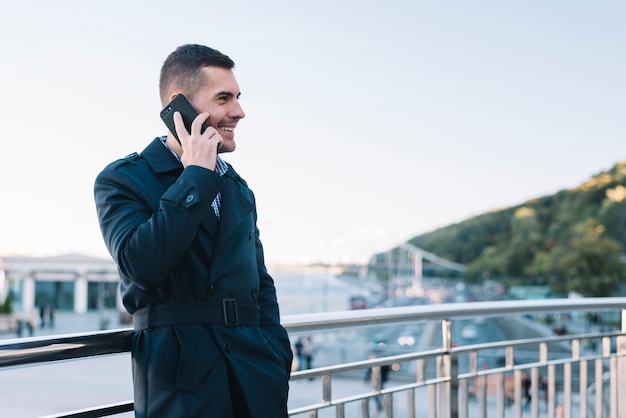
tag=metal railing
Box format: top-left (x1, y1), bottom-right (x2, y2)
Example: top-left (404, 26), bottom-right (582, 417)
top-left (1, 298), bottom-right (625, 417)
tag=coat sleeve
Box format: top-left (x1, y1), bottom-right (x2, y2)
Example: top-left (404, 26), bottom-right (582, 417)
top-left (254, 221), bottom-right (292, 366)
top-left (256, 230), bottom-right (281, 327)
top-left (94, 162), bottom-right (223, 290)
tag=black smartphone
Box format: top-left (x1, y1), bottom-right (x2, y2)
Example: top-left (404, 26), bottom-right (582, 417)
top-left (160, 94), bottom-right (207, 144)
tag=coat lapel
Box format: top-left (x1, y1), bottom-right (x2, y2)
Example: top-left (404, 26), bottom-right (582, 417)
top-left (218, 167), bottom-right (254, 239)
top-left (200, 207), bottom-right (220, 239)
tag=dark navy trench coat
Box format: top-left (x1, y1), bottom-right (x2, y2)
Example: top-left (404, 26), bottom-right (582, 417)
top-left (94, 138), bottom-right (292, 417)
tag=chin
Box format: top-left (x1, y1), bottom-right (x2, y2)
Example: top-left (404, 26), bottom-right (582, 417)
top-left (219, 142), bottom-right (236, 153)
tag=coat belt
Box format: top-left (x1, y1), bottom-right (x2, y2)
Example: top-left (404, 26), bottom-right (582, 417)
top-left (133, 300), bottom-right (260, 331)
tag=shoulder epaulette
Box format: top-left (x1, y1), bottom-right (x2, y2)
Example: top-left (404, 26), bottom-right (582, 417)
top-left (108, 152), bottom-right (140, 170)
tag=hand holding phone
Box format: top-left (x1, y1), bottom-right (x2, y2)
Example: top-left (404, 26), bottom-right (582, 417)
top-left (160, 94), bottom-right (222, 170)
top-left (160, 94), bottom-right (207, 144)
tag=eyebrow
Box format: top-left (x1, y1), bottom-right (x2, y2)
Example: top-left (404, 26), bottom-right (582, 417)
top-left (216, 91), bottom-right (242, 99)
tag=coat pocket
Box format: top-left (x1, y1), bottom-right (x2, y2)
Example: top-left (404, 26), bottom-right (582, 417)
top-left (143, 325), bottom-right (220, 394)
top-left (261, 327), bottom-right (294, 377)
top-left (173, 325), bottom-right (198, 392)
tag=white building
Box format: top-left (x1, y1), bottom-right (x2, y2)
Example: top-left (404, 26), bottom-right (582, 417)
top-left (0, 253), bottom-right (122, 314)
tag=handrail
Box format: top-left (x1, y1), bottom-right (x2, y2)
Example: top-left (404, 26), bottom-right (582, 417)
top-left (2, 298), bottom-right (624, 368)
top-left (37, 401), bottom-right (135, 418)
top-left (1, 297), bottom-right (625, 417)
top-left (282, 297), bottom-right (626, 332)
top-left (0, 329), bottom-right (132, 369)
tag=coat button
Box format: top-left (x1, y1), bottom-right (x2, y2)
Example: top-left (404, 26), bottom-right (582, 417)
top-left (208, 284), bottom-right (217, 295)
top-left (251, 288), bottom-right (258, 299)
top-left (248, 232), bottom-right (254, 241)
top-left (185, 193), bottom-right (196, 204)
top-left (222, 343), bottom-right (231, 353)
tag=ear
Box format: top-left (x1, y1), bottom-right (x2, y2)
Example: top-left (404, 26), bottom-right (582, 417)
top-left (161, 92), bottom-right (181, 107)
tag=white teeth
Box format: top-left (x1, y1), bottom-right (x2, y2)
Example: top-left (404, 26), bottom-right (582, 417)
top-left (220, 127), bottom-right (234, 132)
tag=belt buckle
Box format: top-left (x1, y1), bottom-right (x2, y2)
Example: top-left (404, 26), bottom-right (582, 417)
top-left (222, 299), bottom-right (239, 327)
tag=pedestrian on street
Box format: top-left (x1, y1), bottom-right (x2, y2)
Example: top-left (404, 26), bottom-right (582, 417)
top-left (364, 352), bottom-right (390, 414)
top-left (295, 337), bottom-right (305, 371)
top-left (302, 336), bottom-right (315, 370)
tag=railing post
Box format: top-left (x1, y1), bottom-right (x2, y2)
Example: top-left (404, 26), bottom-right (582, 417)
top-left (429, 384), bottom-right (437, 418)
top-left (322, 373), bottom-right (331, 418)
top-left (594, 338), bottom-right (607, 418)
top-left (618, 308), bottom-right (626, 418)
top-left (513, 369), bottom-right (521, 418)
top-left (450, 349), bottom-right (459, 418)
top-left (383, 393), bottom-right (393, 418)
top-left (439, 319), bottom-right (453, 418)
top-left (407, 388), bottom-right (415, 418)
top-left (579, 358), bottom-right (588, 418)
top-left (478, 375), bottom-right (487, 418)
top-left (439, 317), bottom-right (460, 418)
top-left (460, 351), bottom-right (477, 418)
top-left (539, 342), bottom-right (548, 417)
top-left (610, 356), bottom-right (617, 418)
top-left (603, 336), bottom-right (611, 416)
top-left (531, 366), bottom-right (540, 418)
top-left (496, 371), bottom-right (505, 416)
top-left (336, 403), bottom-right (346, 418)
top-left (360, 398), bottom-right (369, 418)
top-left (567, 338), bottom-right (580, 418)
top-left (496, 346), bottom-right (513, 417)
top-left (416, 357), bottom-right (433, 418)
top-left (547, 364), bottom-right (556, 417)
top-left (563, 360), bottom-right (572, 418)
top-left (336, 403), bottom-right (345, 418)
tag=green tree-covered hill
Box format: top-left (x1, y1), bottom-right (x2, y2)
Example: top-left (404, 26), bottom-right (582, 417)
top-left (408, 162), bottom-right (626, 297)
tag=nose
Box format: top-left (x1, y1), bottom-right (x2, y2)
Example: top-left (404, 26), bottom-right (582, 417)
top-left (231, 101), bottom-right (245, 120)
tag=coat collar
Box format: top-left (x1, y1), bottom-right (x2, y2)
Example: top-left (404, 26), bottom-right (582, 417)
top-left (141, 137), bottom-right (183, 174)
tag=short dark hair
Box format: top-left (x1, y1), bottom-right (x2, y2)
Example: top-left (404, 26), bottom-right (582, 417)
top-left (159, 44), bottom-right (235, 104)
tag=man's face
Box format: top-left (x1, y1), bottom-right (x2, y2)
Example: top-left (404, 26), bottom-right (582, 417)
top-left (189, 66), bottom-right (245, 153)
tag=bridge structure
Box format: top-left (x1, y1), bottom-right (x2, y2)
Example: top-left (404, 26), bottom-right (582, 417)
top-left (367, 242), bottom-right (466, 282)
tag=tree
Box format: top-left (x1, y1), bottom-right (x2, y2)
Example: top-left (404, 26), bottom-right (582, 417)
top-left (561, 238), bottom-right (623, 297)
top-left (0, 293), bottom-right (13, 314)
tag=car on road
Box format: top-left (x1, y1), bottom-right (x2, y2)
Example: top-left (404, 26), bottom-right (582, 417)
top-left (397, 323), bottom-right (424, 347)
top-left (461, 324), bottom-right (479, 340)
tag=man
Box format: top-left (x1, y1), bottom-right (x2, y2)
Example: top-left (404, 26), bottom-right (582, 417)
top-left (363, 352), bottom-right (390, 414)
top-left (94, 44), bottom-right (292, 417)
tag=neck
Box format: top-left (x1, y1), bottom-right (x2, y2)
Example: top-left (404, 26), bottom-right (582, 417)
top-left (165, 134), bottom-right (183, 157)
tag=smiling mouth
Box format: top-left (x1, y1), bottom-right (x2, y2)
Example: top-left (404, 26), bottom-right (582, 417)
top-left (219, 126), bottom-right (234, 132)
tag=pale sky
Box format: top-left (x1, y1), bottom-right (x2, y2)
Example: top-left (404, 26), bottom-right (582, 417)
top-left (0, 1), bottom-right (624, 265)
